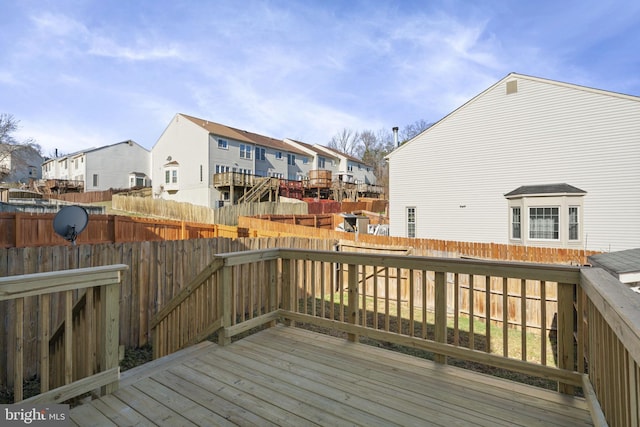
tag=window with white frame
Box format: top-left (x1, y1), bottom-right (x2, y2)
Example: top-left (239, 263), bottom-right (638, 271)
top-left (529, 207), bottom-right (559, 240)
top-left (276, 152), bottom-right (283, 160)
top-left (256, 147), bottom-right (266, 161)
top-left (287, 153), bottom-right (295, 165)
top-left (569, 206), bottom-right (579, 241)
top-left (406, 207), bottom-right (416, 238)
top-left (218, 138), bottom-right (228, 149)
top-left (163, 162), bottom-right (179, 189)
top-left (215, 164), bottom-right (230, 174)
top-left (347, 164), bottom-right (353, 172)
top-left (240, 144), bottom-right (252, 159)
top-left (511, 207), bottom-right (521, 240)
top-left (505, 184), bottom-right (586, 247)
top-left (318, 157), bottom-right (325, 168)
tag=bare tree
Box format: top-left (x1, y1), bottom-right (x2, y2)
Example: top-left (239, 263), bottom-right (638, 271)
top-left (328, 128), bottom-right (360, 157)
top-left (326, 119), bottom-right (432, 193)
top-left (0, 114), bottom-right (41, 181)
top-left (399, 119), bottom-right (432, 144)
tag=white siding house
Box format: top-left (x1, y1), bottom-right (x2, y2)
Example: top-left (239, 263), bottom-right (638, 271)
top-left (41, 140), bottom-right (150, 191)
top-left (386, 73), bottom-right (640, 252)
top-left (283, 139), bottom-right (340, 179)
top-left (0, 144), bottom-right (43, 183)
top-left (313, 145), bottom-right (377, 185)
top-left (151, 114), bottom-right (308, 208)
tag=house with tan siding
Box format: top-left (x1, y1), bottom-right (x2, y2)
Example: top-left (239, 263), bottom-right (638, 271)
top-left (386, 73), bottom-right (640, 252)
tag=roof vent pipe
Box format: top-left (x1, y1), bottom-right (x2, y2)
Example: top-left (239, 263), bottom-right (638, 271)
top-left (392, 127), bottom-right (399, 147)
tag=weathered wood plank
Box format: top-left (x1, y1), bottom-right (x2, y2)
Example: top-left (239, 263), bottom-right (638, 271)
top-left (69, 402), bottom-right (118, 426)
top-left (258, 326), bottom-right (591, 425)
top-left (0, 265), bottom-right (128, 301)
top-left (71, 326), bottom-right (593, 426)
top-left (23, 367), bottom-right (119, 404)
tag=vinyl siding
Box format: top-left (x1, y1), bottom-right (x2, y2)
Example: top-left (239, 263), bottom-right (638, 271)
top-left (85, 142), bottom-right (150, 191)
top-left (388, 75), bottom-right (640, 252)
top-left (152, 115), bottom-right (211, 206)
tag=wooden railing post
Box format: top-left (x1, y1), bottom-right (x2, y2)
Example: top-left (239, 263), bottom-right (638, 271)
top-left (14, 298), bottom-right (24, 401)
top-left (434, 271), bottom-right (447, 364)
top-left (347, 264), bottom-right (359, 342)
top-left (268, 259), bottom-right (278, 327)
top-left (218, 265), bottom-right (232, 346)
top-left (282, 258), bottom-right (294, 327)
top-left (557, 282), bottom-right (575, 394)
top-left (100, 281), bottom-right (120, 395)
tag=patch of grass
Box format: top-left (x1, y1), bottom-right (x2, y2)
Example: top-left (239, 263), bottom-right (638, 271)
top-left (298, 294), bottom-right (562, 391)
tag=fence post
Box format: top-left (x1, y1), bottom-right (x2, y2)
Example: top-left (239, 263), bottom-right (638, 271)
top-left (112, 215), bottom-right (118, 243)
top-left (100, 281), bottom-right (120, 395)
top-left (557, 282), bottom-right (576, 394)
top-left (14, 213), bottom-right (21, 248)
top-left (347, 264), bottom-right (359, 342)
top-left (218, 265), bottom-right (232, 346)
top-left (434, 271), bottom-right (447, 364)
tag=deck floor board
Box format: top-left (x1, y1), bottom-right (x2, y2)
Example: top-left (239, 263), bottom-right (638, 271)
top-left (71, 325), bottom-right (594, 426)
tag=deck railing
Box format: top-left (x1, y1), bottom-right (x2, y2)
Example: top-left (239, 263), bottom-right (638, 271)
top-left (0, 264), bottom-right (127, 403)
top-left (151, 247), bottom-right (640, 426)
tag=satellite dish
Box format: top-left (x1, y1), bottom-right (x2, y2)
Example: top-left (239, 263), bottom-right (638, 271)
top-left (53, 206), bottom-right (89, 245)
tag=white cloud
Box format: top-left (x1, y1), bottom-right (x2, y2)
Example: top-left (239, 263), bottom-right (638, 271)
top-left (88, 36), bottom-right (186, 61)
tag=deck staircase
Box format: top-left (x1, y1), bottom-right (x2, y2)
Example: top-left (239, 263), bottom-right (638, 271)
top-left (237, 177), bottom-right (279, 203)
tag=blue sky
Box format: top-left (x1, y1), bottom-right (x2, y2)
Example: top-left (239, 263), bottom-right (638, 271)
top-left (1, 0), bottom-right (639, 155)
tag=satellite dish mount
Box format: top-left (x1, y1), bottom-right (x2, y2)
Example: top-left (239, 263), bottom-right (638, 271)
top-left (53, 206), bottom-right (89, 245)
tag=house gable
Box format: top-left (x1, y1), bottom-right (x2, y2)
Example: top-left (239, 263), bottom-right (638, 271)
top-left (387, 73), bottom-right (640, 252)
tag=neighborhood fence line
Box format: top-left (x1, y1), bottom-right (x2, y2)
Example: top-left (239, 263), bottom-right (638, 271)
top-left (0, 234), bottom-right (598, 390)
top-left (240, 216), bottom-right (599, 265)
top-left (0, 213), bottom-right (241, 248)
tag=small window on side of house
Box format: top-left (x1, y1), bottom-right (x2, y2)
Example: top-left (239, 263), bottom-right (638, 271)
top-left (569, 207), bottom-right (579, 241)
top-left (406, 207), bottom-right (416, 238)
top-left (511, 207), bottom-right (521, 240)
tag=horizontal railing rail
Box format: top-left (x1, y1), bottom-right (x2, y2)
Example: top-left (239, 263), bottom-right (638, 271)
top-left (0, 264), bottom-right (127, 403)
top-left (580, 267), bottom-right (640, 426)
top-left (150, 247), bottom-right (640, 425)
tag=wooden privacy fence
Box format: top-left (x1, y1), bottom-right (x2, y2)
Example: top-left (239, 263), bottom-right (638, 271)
top-left (0, 212), bottom-right (241, 248)
top-left (0, 264), bottom-right (126, 403)
top-left (112, 195), bottom-right (309, 226)
top-left (0, 237), bottom-right (333, 390)
top-left (240, 216), bottom-right (600, 265)
top-left (0, 236), bottom-right (584, 390)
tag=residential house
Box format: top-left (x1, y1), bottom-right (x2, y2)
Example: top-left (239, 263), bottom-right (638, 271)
top-left (313, 145), bottom-right (377, 185)
top-left (284, 138), bottom-right (339, 174)
top-left (41, 140), bottom-right (150, 192)
top-left (151, 114), bottom-right (308, 208)
top-left (0, 143), bottom-right (43, 184)
top-left (386, 73), bottom-right (640, 252)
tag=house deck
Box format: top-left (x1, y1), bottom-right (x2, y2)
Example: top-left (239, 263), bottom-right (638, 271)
top-left (70, 326), bottom-right (593, 426)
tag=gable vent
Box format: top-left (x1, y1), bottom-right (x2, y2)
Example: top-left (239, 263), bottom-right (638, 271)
top-left (506, 80), bottom-right (518, 95)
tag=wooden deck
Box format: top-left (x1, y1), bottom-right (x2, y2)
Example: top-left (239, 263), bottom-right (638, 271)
top-left (70, 326), bottom-right (594, 426)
